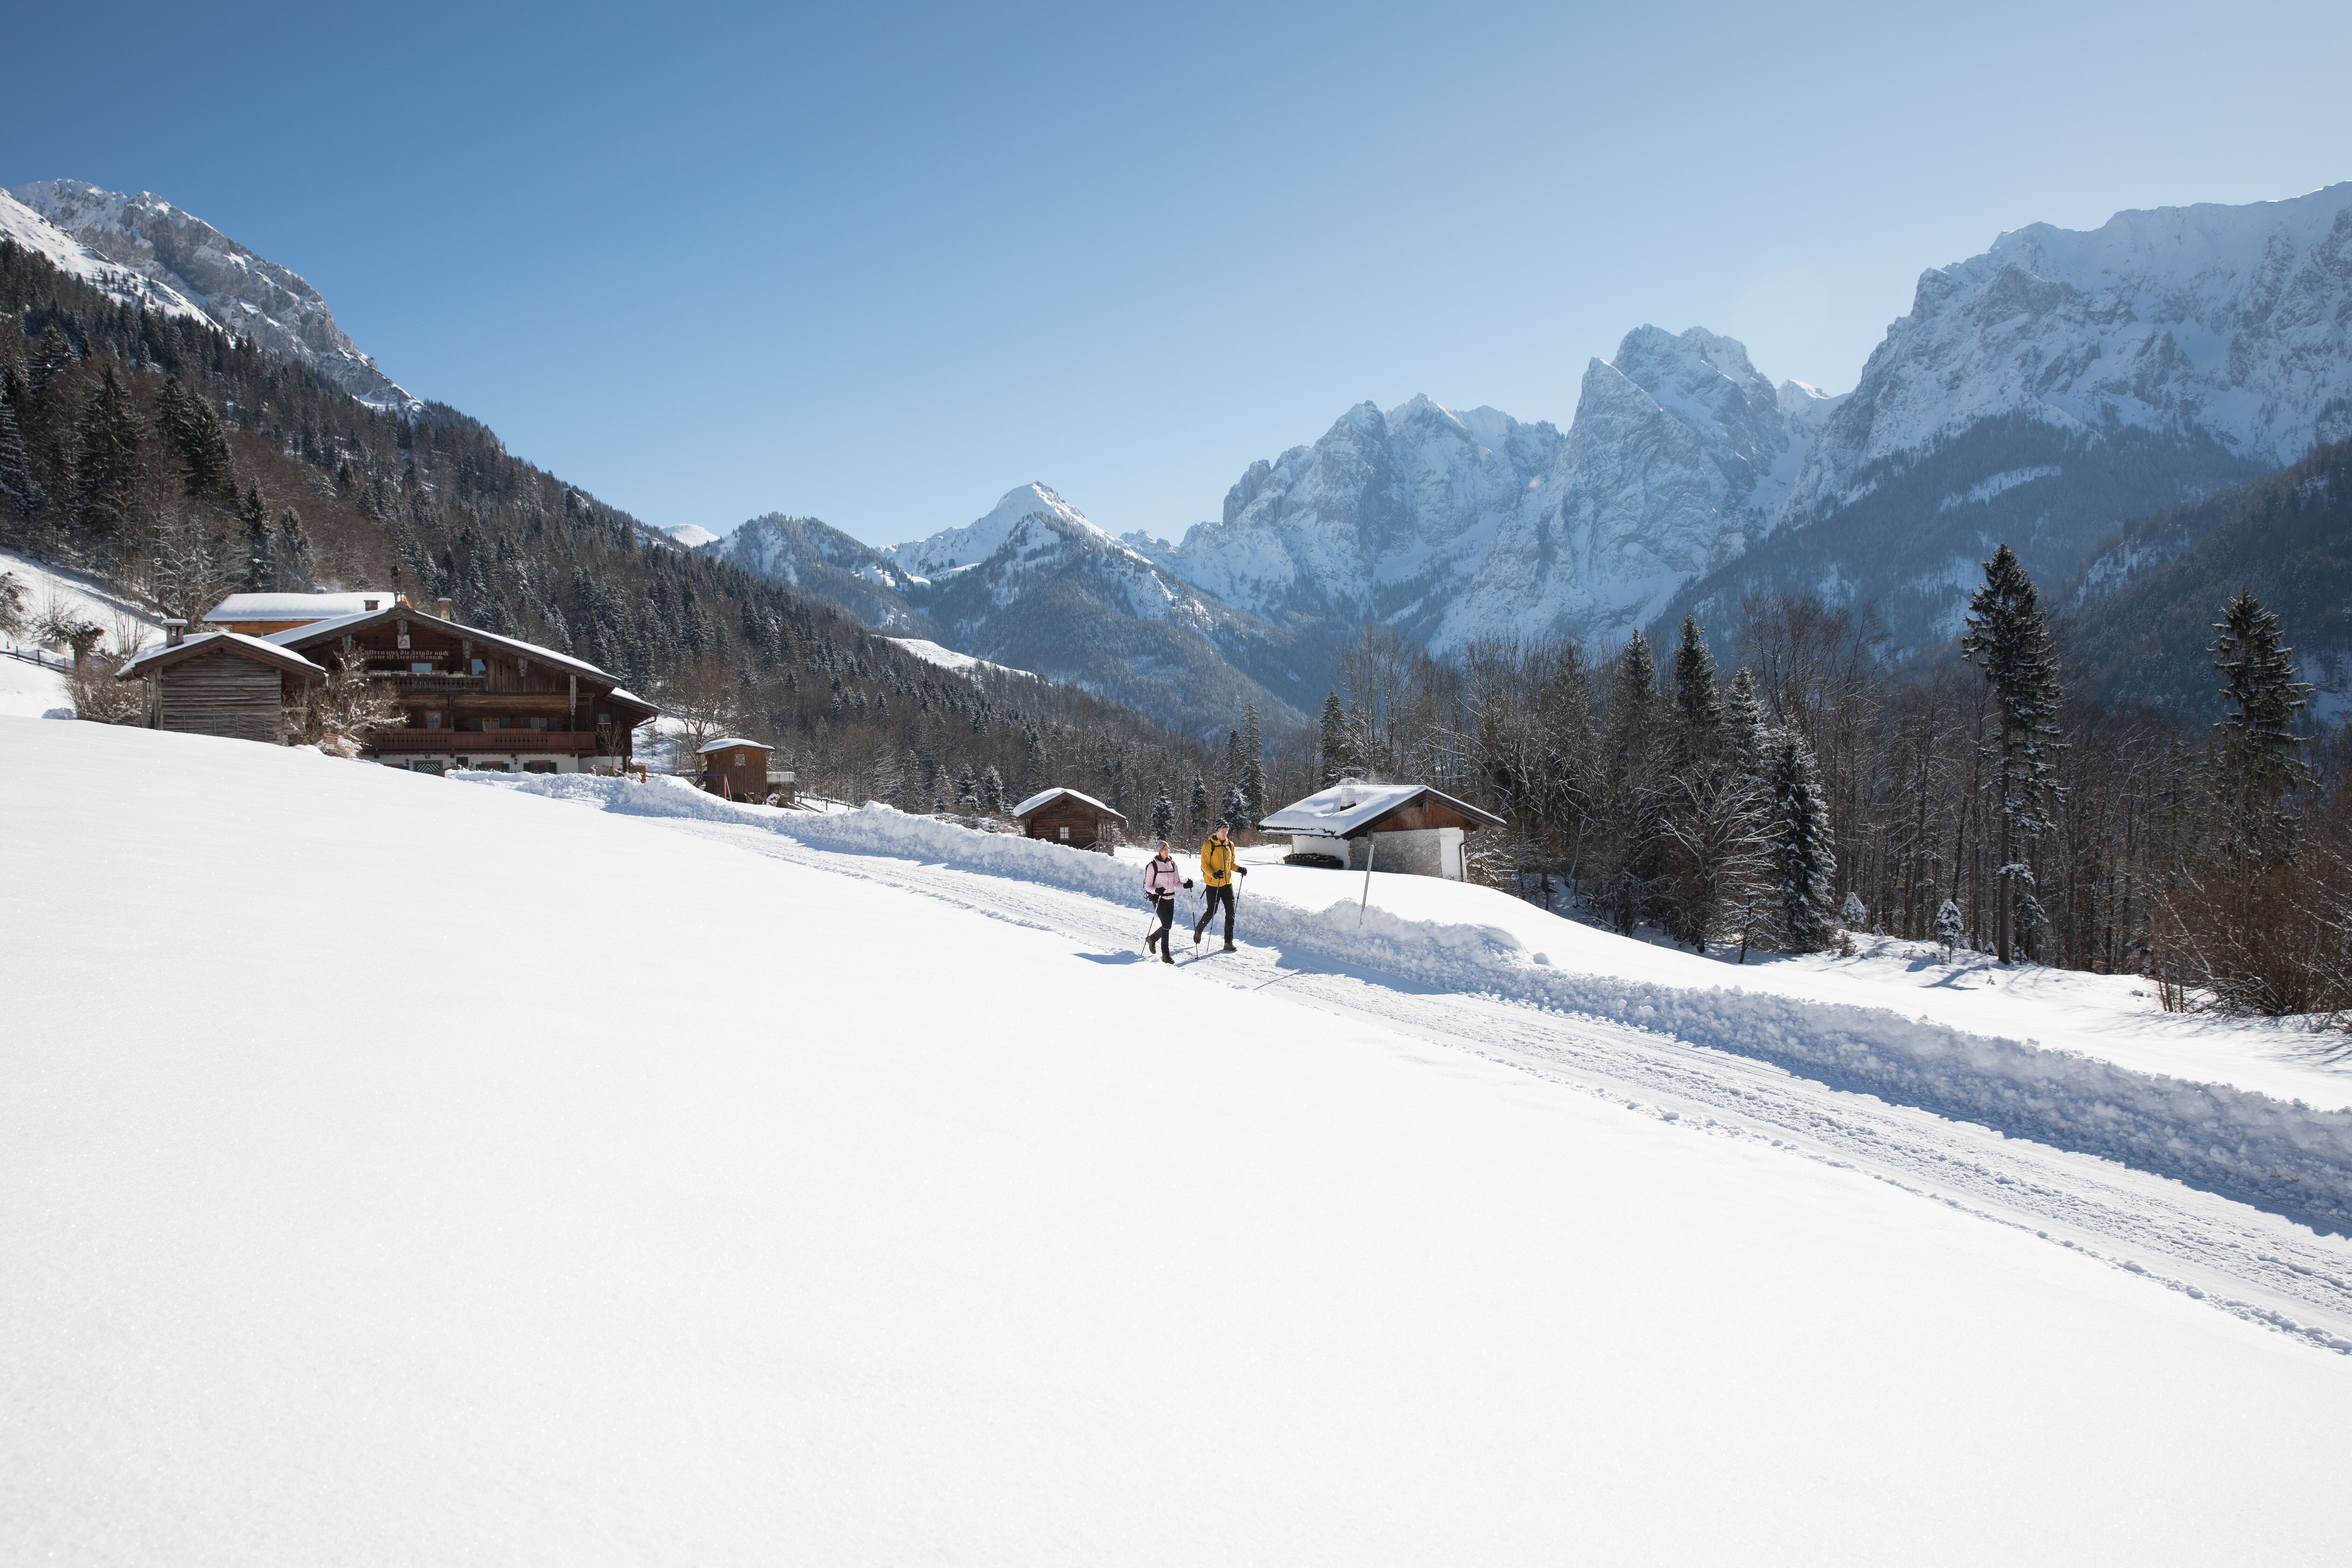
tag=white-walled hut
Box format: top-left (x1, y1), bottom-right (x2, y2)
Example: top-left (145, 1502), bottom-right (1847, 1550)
top-left (1259, 777), bottom-right (1503, 881)
top-left (1012, 787), bottom-right (1127, 849)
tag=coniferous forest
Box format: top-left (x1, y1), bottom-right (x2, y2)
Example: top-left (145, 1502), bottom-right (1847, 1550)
top-left (9, 230), bottom-right (2352, 1018)
top-left (0, 237), bottom-right (1261, 818)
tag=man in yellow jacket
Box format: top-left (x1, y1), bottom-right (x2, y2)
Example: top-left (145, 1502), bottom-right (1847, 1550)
top-left (1192, 820), bottom-right (1249, 950)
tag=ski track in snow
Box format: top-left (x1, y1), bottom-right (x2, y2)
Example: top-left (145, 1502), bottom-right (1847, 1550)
top-left (471, 776), bottom-right (2352, 1354)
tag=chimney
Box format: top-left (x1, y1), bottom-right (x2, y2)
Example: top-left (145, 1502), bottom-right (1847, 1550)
top-left (1338, 775), bottom-right (1359, 807)
top-left (163, 618), bottom-right (187, 648)
top-left (436, 597), bottom-right (453, 621)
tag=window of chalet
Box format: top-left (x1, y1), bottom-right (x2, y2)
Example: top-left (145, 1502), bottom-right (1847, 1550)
top-left (425, 712), bottom-right (442, 729)
top-left (470, 658), bottom-right (486, 675)
top-left (529, 716), bottom-right (549, 730)
top-left (524, 761), bottom-right (555, 775)
top-left (411, 661), bottom-right (432, 673)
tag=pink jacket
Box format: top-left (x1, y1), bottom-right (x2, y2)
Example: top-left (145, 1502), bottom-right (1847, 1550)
top-left (1143, 856), bottom-right (1185, 899)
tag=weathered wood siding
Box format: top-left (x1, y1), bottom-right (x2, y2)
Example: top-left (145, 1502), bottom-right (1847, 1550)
top-left (159, 652), bottom-right (284, 744)
top-left (1023, 799), bottom-right (1118, 847)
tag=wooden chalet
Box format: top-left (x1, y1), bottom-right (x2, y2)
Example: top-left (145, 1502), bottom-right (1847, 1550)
top-left (115, 627), bottom-right (326, 744)
top-left (1258, 777), bottom-right (1504, 880)
top-left (257, 600), bottom-right (658, 775)
top-left (1012, 787), bottom-right (1127, 849)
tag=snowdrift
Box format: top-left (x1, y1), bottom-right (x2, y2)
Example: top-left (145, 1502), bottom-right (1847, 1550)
top-left (478, 774), bottom-right (2352, 1227)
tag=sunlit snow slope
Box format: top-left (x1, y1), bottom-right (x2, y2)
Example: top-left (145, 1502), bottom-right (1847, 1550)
top-left (5, 719), bottom-right (2351, 1565)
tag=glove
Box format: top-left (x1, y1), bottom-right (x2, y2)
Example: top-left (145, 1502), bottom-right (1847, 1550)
top-left (1183, 879), bottom-right (1195, 889)
top-left (1237, 866), bottom-right (1249, 878)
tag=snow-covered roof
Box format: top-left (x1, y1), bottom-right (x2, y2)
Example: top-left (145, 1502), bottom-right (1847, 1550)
top-left (1258, 781), bottom-right (1504, 837)
top-left (115, 631), bottom-right (326, 682)
top-left (263, 606), bottom-right (647, 702)
top-left (1011, 786), bottom-right (1126, 822)
top-left (204, 591), bottom-right (399, 624)
top-left (696, 736), bottom-right (770, 755)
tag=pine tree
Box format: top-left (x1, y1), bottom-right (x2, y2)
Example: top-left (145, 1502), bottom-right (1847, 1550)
top-left (1222, 782), bottom-right (1248, 828)
top-left (1150, 785), bottom-right (1175, 844)
top-left (1318, 690), bottom-right (1353, 785)
top-left (1241, 701), bottom-right (1267, 821)
top-left (0, 394), bottom-right (34, 523)
top-left (1768, 736), bottom-right (1836, 953)
top-left (274, 508), bottom-right (315, 592)
top-left (979, 765), bottom-right (1004, 813)
top-left (1599, 630), bottom-right (1665, 933)
top-left (954, 762), bottom-right (978, 810)
top-left (70, 366), bottom-right (145, 554)
top-left (1934, 898), bottom-right (1966, 956)
top-left (1960, 544), bottom-right (2063, 962)
top-left (238, 483), bottom-right (272, 591)
top-left (1670, 614), bottom-right (1720, 755)
top-left (2207, 587), bottom-right (2310, 869)
top-left (1840, 891), bottom-right (1868, 932)
top-left (1187, 775), bottom-right (1211, 837)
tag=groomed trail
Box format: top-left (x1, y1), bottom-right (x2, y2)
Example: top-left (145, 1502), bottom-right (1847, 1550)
top-left (476, 775), bottom-right (2352, 1356)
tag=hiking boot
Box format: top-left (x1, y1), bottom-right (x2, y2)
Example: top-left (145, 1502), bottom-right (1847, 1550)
top-left (1192, 920), bottom-right (1205, 945)
top-left (1223, 941), bottom-right (1237, 952)
top-left (1162, 951), bottom-right (1175, 965)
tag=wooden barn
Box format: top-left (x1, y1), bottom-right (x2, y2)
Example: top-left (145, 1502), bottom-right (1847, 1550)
top-left (115, 628), bottom-right (325, 744)
top-left (257, 600), bottom-right (658, 774)
top-left (1258, 777), bottom-right (1504, 880)
top-left (694, 736), bottom-right (776, 802)
top-left (1012, 787), bottom-right (1127, 849)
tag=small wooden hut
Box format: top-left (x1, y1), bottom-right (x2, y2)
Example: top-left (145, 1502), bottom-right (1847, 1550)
top-left (1012, 787), bottom-right (1126, 849)
top-left (1258, 777), bottom-right (1503, 880)
top-left (115, 630), bottom-right (325, 744)
top-left (694, 736), bottom-right (773, 802)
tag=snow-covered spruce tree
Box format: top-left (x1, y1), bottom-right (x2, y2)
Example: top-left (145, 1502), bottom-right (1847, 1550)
top-left (1150, 785), bottom-right (1175, 844)
top-left (1934, 898), bottom-right (1965, 956)
top-left (1768, 736), bottom-right (1835, 953)
top-left (2207, 587), bottom-right (2310, 870)
top-left (1657, 616), bottom-right (1747, 950)
top-left (1222, 782), bottom-right (1248, 829)
top-left (979, 765), bottom-right (1004, 813)
top-left (274, 508), bottom-right (315, 592)
top-left (238, 483), bottom-right (272, 592)
top-left (0, 394), bottom-right (41, 527)
top-left (1840, 891), bottom-right (1869, 933)
top-left (954, 762), bottom-right (978, 812)
top-left (1187, 775), bottom-right (1211, 837)
top-left (1242, 701), bottom-right (1266, 821)
top-left (1598, 630), bottom-right (1666, 935)
top-left (1318, 690), bottom-right (1353, 786)
top-left (71, 366), bottom-right (146, 564)
top-left (1960, 544), bottom-right (2063, 963)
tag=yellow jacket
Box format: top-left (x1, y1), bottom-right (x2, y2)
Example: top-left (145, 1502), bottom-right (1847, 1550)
top-left (1199, 837), bottom-right (1239, 887)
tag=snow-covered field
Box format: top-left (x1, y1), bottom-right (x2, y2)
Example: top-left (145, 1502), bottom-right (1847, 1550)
top-left (8, 718), bottom-right (2352, 1564)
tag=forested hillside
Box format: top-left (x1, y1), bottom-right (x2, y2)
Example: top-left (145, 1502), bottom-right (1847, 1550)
top-left (2060, 436), bottom-right (2352, 722)
top-left (0, 237), bottom-right (1260, 811)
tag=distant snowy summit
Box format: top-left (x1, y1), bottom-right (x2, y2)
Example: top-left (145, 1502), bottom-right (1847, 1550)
top-left (661, 525), bottom-right (721, 549)
top-left (2, 179), bottom-right (415, 410)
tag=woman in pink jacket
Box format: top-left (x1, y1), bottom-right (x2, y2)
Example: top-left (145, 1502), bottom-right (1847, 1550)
top-left (1142, 841), bottom-right (1192, 964)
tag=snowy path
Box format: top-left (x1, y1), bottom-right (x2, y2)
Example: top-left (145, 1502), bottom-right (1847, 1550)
top-left (648, 813), bottom-right (2352, 1354)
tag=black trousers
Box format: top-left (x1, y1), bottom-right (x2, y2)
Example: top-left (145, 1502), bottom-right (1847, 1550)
top-left (1195, 883), bottom-right (1236, 943)
top-left (1147, 896), bottom-right (1177, 954)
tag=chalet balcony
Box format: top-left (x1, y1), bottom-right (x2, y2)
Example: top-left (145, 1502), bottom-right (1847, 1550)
top-left (368, 729), bottom-right (617, 754)
top-left (380, 672), bottom-right (487, 691)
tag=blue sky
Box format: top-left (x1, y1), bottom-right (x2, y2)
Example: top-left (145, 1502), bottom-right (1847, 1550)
top-left (10, 1), bottom-right (2348, 548)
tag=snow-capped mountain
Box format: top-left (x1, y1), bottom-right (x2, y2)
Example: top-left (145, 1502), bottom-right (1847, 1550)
top-left (702, 513), bottom-right (931, 633)
top-left (1154, 328), bottom-right (1836, 655)
top-left (6, 179), bottom-right (414, 409)
top-left (1664, 182), bottom-right (2352, 651)
top-left (661, 524), bottom-right (721, 549)
top-left (882, 484), bottom-right (1306, 732)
